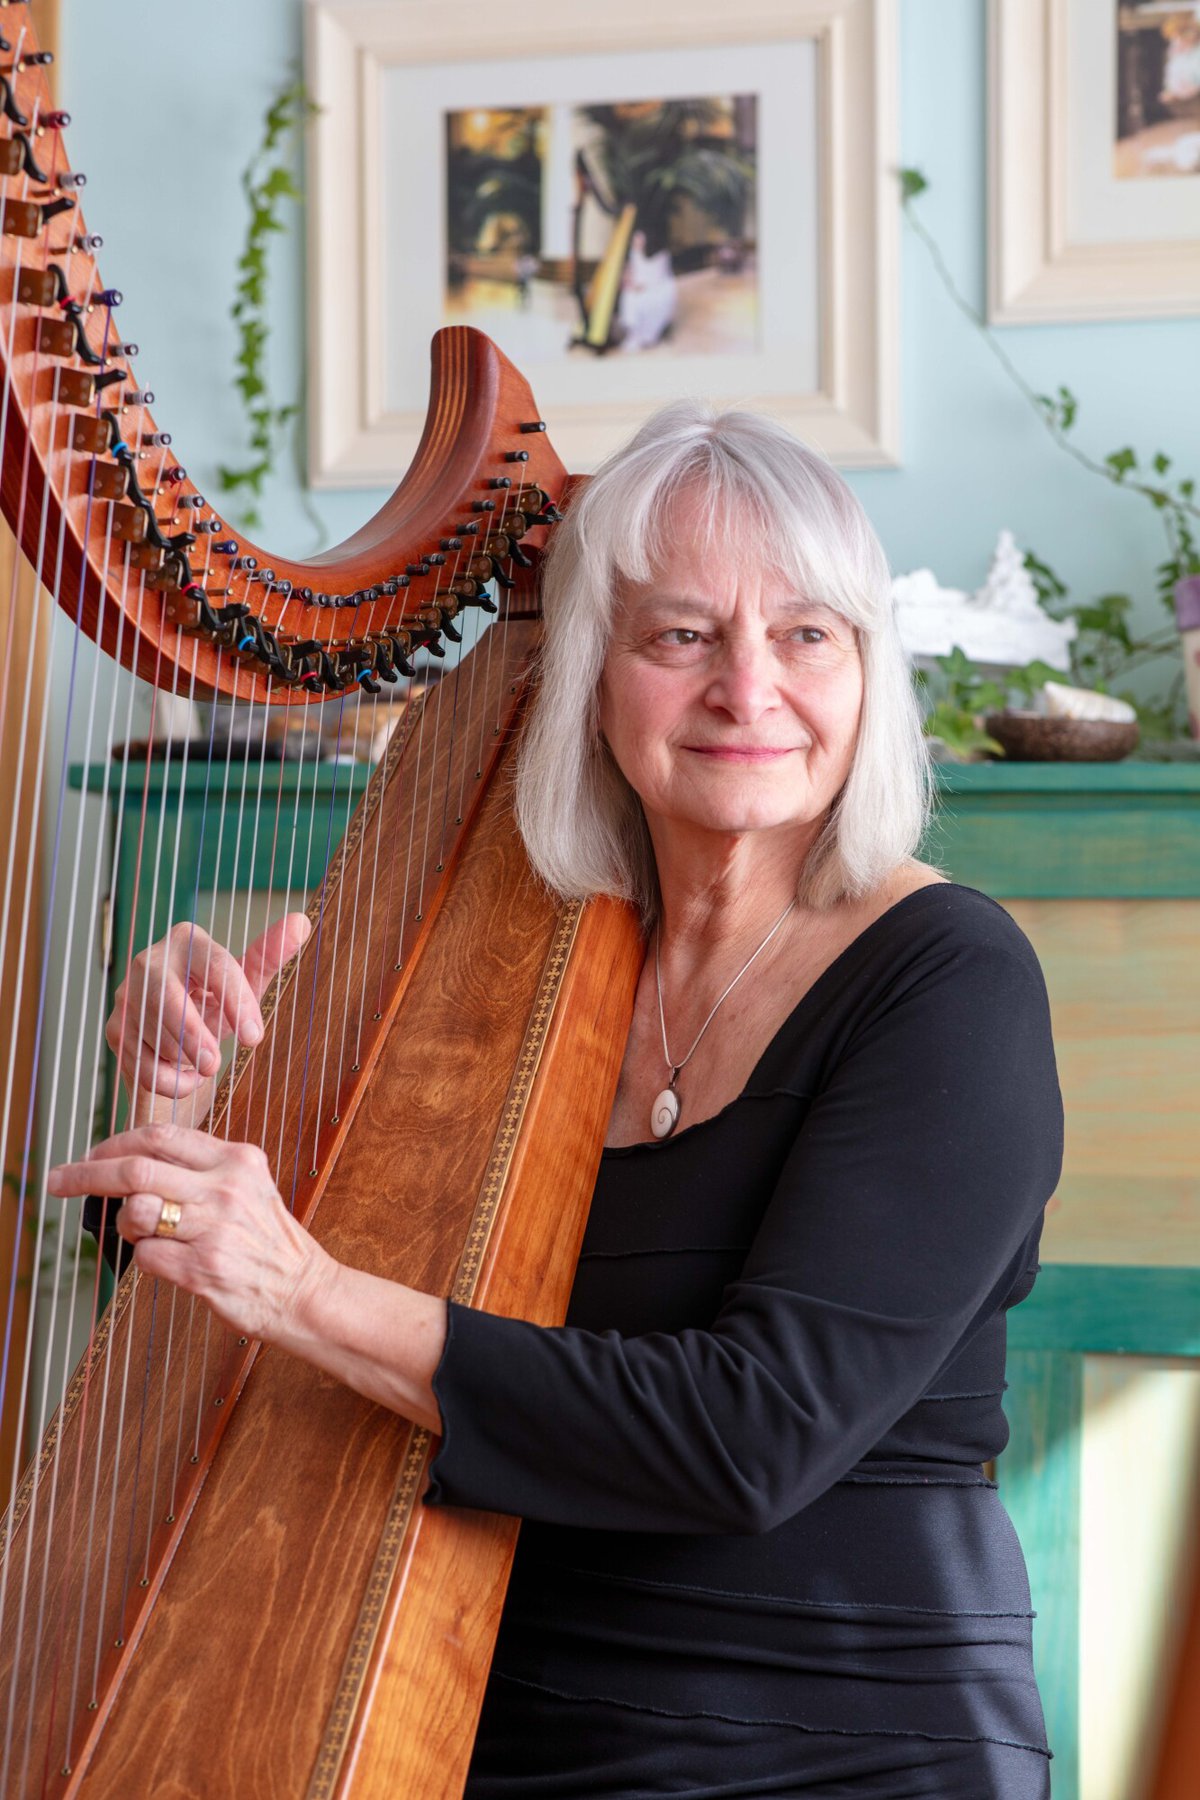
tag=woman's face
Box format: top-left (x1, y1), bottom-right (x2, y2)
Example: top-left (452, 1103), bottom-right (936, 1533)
top-left (598, 501), bottom-right (864, 851)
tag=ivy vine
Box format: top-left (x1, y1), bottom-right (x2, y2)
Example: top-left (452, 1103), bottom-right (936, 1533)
top-left (217, 76), bottom-right (318, 533)
top-left (899, 167), bottom-right (1199, 750)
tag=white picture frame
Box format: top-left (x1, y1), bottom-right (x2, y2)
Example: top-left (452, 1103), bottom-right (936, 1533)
top-left (989, 0), bottom-right (1200, 325)
top-left (305, 0), bottom-right (899, 486)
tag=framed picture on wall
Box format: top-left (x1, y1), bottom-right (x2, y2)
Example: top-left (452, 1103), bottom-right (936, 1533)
top-left (989, 0), bottom-right (1200, 323)
top-left (305, 0), bottom-right (898, 484)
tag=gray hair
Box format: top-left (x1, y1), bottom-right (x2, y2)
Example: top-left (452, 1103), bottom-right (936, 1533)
top-left (515, 399), bottom-right (935, 920)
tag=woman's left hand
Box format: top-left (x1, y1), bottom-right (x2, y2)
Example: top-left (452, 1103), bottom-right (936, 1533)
top-left (47, 1122), bottom-right (332, 1344)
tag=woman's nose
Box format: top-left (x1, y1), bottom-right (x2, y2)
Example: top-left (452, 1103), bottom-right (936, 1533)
top-left (704, 641), bottom-right (779, 722)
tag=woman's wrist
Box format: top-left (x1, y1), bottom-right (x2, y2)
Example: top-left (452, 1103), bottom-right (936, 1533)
top-left (272, 1249), bottom-right (446, 1434)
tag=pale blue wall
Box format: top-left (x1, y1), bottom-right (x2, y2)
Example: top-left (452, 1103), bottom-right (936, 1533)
top-left (60, 0), bottom-right (1198, 663)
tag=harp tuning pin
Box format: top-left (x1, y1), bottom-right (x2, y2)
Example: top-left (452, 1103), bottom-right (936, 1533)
top-left (440, 537), bottom-right (463, 551)
top-left (70, 412), bottom-right (111, 453)
top-left (504, 449), bottom-right (530, 462)
top-left (178, 494), bottom-right (206, 509)
top-left (43, 111), bottom-right (71, 130)
top-left (75, 232), bottom-right (102, 252)
top-left (145, 431), bottom-right (172, 448)
top-left (298, 586), bottom-right (314, 602)
top-left (3, 192), bottom-right (73, 234)
top-left (405, 562), bottom-right (429, 577)
top-left (519, 420), bottom-right (546, 433)
top-left (0, 73), bottom-right (26, 130)
top-left (114, 340), bottom-right (138, 357)
top-left (426, 553), bottom-right (446, 566)
top-left (470, 499), bottom-right (496, 513)
top-left (21, 50), bottom-right (54, 67)
top-left (0, 130), bottom-right (43, 179)
top-left (212, 539), bottom-right (239, 555)
top-left (97, 287), bottom-right (122, 307)
top-left (16, 263), bottom-right (65, 305)
top-left (487, 477), bottom-right (512, 489)
top-left (56, 169), bottom-right (86, 189)
top-left (233, 556), bottom-right (258, 571)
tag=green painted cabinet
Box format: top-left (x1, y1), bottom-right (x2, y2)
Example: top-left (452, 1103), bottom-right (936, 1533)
top-left (922, 762), bottom-right (1200, 1799)
top-left (69, 757), bottom-right (372, 1132)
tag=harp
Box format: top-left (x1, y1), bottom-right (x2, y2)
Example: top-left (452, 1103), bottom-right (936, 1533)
top-left (0, 13), bottom-right (642, 1796)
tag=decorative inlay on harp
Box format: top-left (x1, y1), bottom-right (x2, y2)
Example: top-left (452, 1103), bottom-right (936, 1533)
top-left (0, 12), bottom-right (642, 1799)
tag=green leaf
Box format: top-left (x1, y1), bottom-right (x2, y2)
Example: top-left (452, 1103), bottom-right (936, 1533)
top-left (1105, 447), bottom-right (1137, 479)
top-left (898, 166), bottom-right (928, 201)
top-left (263, 165), bottom-right (302, 200)
top-left (1153, 452), bottom-right (1172, 475)
top-left (937, 644), bottom-right (975, 678)
top-left (1023, 550), bottom-right (1068, 602)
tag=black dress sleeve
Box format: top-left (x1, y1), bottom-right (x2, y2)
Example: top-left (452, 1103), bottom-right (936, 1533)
top-left (424, 915), bottom-right (1064, 1534)
top-left (81, 1193), bottom-right (133, 1277)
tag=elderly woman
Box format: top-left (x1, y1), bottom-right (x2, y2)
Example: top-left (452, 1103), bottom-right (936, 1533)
top-left (59, 404), bottom-right (1062, 1797)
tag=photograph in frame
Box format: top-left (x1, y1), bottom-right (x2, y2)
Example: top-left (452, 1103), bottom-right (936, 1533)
top-left (443, 97), bottom-right (760, 362)
top-left (306, 0), bottom-right (897, 481)
top-left (989, 0), bottom-right (1200, 323)
top-left (1114, 0), bottom-right (1200, 179)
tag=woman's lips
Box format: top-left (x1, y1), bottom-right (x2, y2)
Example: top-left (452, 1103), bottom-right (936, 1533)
top-left (683, 745), bottom-right (801, 760)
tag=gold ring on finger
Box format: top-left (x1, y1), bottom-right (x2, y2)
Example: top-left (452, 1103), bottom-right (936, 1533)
top-left (154, 1200), bottom-right (183, 1239)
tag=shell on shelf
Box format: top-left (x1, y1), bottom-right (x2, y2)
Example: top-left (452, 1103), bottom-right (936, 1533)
top-left (1040, 681), bottom-right (1136, 724)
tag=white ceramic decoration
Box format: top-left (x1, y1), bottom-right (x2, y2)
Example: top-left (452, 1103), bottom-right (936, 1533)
top-left (1040, 681), bottom-right (1136, 724)
top-left (892, 530), bottom-right (1077, 671)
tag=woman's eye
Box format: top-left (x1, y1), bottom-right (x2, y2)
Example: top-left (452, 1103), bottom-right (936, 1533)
top-left (657, 628), bottom-right (703, 647)
top-left (791, 627), bottom-right (827, 645)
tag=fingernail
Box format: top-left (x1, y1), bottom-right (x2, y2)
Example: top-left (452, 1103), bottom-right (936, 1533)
top-left (243, 1020), bottom-right (262, 1045)
top-left (200, 1049), bottom-right (219, 1073)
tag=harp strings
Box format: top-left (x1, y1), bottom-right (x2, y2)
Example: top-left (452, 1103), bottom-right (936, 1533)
top-left (39, 507), bottom-right (186, 1772)
top-left (0, 218), bottom-right (137, 1782)
top-left (0, 48), bottom-right (530, 1782)
top-left (9, 277), bottom-right (122, 1778)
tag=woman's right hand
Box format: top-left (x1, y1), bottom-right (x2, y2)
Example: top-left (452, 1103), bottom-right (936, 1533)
top-left (105, 913), bottom-right (312, 1125)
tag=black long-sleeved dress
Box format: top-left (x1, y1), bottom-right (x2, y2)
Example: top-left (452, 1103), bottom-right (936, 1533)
top-left (423, 882), bottom-right (1064, 1797)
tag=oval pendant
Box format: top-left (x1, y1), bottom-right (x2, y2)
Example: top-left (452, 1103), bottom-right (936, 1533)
top-left (650, 1087), bottom-right (680, 1140)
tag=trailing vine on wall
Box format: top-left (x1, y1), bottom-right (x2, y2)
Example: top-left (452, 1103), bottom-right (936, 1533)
top-left (217, 75), bottom-right (319, 534)
top-left (899, 167), bottom-right (1199, 749)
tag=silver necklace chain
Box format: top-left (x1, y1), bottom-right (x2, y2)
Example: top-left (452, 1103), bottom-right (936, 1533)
top-left (654, 896), bottom-right (798, 1087)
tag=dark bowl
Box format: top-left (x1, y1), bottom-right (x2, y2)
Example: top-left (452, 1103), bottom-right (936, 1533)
top-left (982, 711), bottom-right (1140, 762)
